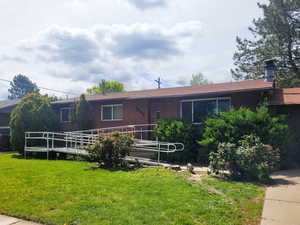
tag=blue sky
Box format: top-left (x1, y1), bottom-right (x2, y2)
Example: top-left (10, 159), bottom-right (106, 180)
top-left (0, 0), bottom-right (267, 99)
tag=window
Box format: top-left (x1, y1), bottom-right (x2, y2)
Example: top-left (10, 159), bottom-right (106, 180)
top-left (155, 111), bottom-right (161, 120)
top-left (60, 107), bottom-right (73, 123)
top-left (193, 100), bottom-right (217, 123)
top-left (218, 99), bottom-right (231, 112)
top-left (101, 104), bottom-right (123, 121)
top-left (181, 102), bottom-right (193, 122)
top-left (181, 98), bottom-right (231, 123)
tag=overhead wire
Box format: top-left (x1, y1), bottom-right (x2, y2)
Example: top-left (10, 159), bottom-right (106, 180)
top-left (0, 78), bottom-right (78, 96)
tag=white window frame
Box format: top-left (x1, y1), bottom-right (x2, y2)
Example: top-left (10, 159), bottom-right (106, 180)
top-left (180, 97), bottom-right (231, 124)
top-left (101, 104), bottom-right (123, 121)
top-left (60, 107), bottom-right (72, 123)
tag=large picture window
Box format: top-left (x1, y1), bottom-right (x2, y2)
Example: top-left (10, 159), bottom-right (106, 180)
top-left (60, 107), bottom-right (73, 123)
top-left (181, 98), bottom-right (231, 123)
top-left (101, 104), bottom-right (123, 121)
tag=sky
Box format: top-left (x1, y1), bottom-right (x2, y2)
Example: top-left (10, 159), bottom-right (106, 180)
top-left (0, 0), bottom-right (268, 99)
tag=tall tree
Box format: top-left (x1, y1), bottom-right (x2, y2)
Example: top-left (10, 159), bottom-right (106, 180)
top-left (86, 80), bottom-right (125, 95)
top-left (190, 73), bottom-right (212, 86)
top-left (231, 0), bottom-right (300, 87)
top-left (8, 74), bottom-right (39, 99)
top-left (72, 94), bottom-right (92, 130)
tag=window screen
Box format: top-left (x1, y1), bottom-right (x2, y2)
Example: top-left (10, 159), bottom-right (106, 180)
top-left (102, 106), bottom-right (112, 120)
top-left (113, 105), bottom-right (123, 120)
top-left (102, 105), bottom-right (123, 121)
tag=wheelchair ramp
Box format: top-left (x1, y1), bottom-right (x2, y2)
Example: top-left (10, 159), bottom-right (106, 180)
top-left (24, 124), bottom-right (184, 163)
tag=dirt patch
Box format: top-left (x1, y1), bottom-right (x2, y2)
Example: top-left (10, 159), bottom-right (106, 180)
top-left (251, 196), bottom-right (262, 203)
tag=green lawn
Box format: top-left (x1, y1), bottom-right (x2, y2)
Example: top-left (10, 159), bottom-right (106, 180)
top-left (0, 153), bottom-right (264, 225)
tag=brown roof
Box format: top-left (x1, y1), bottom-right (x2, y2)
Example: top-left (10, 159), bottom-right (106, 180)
top-left (270, 88), bottom-right (300, 105)
top-left (53, 79), bottom-right (273, 105)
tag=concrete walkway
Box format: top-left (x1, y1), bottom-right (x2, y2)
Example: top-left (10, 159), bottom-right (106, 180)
top-left (0, 215), bottom-right (42, 225)
top-left (261, 169), bottom-right (300, 225)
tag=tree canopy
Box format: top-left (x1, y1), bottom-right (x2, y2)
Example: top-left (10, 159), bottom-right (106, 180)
top-left (231, 0), bottom-right (300, 87)
top-left (8, 74), bottom-right (39, 99)
top-left (87, 80), bottom-right (125, 95)
top-left (44, 94), bottom-right (61, 102)
top-left (9, 93), bottom-right (59, 154)
top-left (190, 73), bottom-right (212, 86)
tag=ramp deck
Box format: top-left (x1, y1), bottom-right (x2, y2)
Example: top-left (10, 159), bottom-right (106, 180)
top-left (24, 124), bottom-right (184, 164)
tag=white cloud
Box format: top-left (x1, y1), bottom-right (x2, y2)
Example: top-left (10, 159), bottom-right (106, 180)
top-left (0, 0), bottom-right (267, 100)
top-left (127, 0), bottom-right (167, 9)
top-left (0, 55), bottom-right (27, 64)
top-left (16, 22), bottom-right (203, 87)
top-left (19, 26), bottom-right (100, 65)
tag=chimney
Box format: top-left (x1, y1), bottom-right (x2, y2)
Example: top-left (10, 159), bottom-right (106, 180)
top-left (264, 59), bottom-right (276, 82)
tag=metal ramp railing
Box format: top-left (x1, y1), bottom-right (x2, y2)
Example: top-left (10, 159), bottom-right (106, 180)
top-left (24, 124), bottom-right (184, 163)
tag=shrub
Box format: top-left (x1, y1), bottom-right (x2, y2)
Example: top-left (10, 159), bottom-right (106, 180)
top-left (200, 106), bottom-right (289, 152)
top-left (209, 135), bottom-right (280, 181)
top-left (9, 93), bottom-right (59, 154)
top-left (87, 131), bottom-right (134, 168)
top-left (154, 119), bottom-right (199, 163)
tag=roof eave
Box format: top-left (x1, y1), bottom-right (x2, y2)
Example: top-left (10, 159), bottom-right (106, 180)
top-left (51, 86), bottom-right (273, 105)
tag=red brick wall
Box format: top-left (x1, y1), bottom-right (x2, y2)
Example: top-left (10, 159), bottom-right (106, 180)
top-left (58, 99), bottom-right (151, 131)
top-left (149, 98), bottom-right (180, 124)
top-left (57, 90), bottom-right (266, 131)
top-left (92, 99), bottom-right (150, 128)
top-left (230, 91), bottom-right (264, 110)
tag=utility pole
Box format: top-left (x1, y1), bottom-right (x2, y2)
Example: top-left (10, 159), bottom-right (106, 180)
top-left (155, 77), bottom-right (162, 89)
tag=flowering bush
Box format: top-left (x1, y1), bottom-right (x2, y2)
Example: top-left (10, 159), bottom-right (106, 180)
top-left (87, 131), bottom-right (134, 168)
top-left (209, 135), bottom-right (280, 181)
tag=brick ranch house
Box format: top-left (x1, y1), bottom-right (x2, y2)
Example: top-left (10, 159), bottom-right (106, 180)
top-left (52, 79), bottom-right (276, 131)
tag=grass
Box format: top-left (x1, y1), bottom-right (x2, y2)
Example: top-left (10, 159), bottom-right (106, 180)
top-left (0, 153), bottom-right (264, 225)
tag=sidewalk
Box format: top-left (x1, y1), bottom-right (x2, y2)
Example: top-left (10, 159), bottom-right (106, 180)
top-left (0, 215), bottom-right (42, 225)
top-left (261, 169), bottom-right (300, 225)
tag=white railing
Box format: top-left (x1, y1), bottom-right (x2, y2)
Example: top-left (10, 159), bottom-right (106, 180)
top-left (24, 124), bottom-right (184, 162)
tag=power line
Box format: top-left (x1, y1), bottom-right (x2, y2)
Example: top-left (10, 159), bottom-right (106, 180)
top-left (0, 78), bottom-right (78, 96)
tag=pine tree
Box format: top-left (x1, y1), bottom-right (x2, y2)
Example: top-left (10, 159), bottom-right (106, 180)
top-left (232, 0), bottom-right (300, 87)
top-left (73, 94), bottom-right (92, 130)
top-left (8, 74), bottom-right (39, 99)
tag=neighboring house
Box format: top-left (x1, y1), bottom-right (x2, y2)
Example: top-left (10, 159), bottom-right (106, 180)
top-left (52, 79), bottom-right (274, 131)
top-left (0, 99), bottom-right (20, 127)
